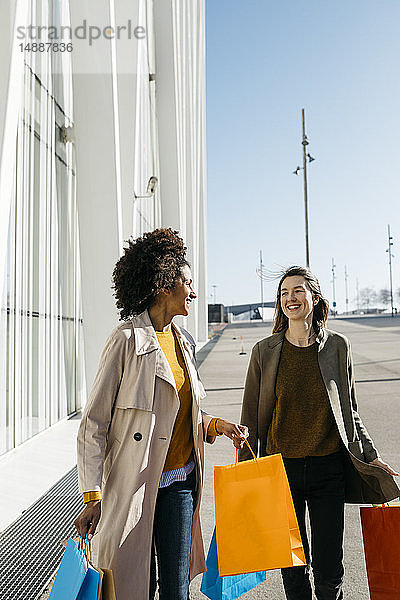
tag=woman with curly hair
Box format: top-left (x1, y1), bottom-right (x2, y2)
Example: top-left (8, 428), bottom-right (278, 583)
top-left (74, 228), bottom-right (247, 600)
top-left (239, 265), bottom-right (399, 600)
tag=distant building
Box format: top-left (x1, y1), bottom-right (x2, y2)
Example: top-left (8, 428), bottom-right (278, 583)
top-left (208, 303), bottom-right (225, 324)
top-left (224, 302), bottom-right (275, 322)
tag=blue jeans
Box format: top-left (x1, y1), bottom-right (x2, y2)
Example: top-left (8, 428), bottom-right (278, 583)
top-left (149, 469), bottom-right (196, 600)
top-left (282, 452), bottom-right (345, 600)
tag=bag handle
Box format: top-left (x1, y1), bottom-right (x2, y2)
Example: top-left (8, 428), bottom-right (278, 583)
top-left (77, 534), bottom-right (91, 563)
top-left (235, 438), bottom-right (257, 463)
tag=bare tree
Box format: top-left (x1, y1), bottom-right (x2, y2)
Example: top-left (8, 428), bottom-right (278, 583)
top-left (379, 288), bottom-right (391, 306)
top-left (359, 288), bottom-right (377, 310)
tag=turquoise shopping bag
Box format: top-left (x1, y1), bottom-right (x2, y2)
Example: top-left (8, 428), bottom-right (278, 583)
top-left (201, 529), bottom-right (266, 600)
top-left (49, 537), bottom-right (101, 600)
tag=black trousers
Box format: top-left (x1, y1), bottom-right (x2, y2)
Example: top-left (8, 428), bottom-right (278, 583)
top-left (282, 452), bottom-right (345, 600)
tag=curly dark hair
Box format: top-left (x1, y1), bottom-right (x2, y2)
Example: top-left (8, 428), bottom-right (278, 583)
top-left (272, 265), bottom-right (329, 334)
top-left (112, 228), bottom-right (189, 320)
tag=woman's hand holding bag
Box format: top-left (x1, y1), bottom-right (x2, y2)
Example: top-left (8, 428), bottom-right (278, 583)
top-left (215, 420), bottom-right (248, 449)
top-left (74, 501), bottom-right (102, 540)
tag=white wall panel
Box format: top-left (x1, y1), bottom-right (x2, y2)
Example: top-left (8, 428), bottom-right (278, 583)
top-left (0, 0), bottom-right (30, 303)
top-left (154, 0), bottom-right (208, 343)
top-left (70, 0), bottom-right (161, 393)
top-left (0, 0), bottom-right (85, 455)
top-left (132, 0), bottom-right (161, 239)
top-left (69, 1), bottom-right (123, 393)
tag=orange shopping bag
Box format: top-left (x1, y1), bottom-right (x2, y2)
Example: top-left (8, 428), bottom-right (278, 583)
top-left (360, 504), bottom-right (400, 599)
top-left (214, 443), bottom-right (306, 577)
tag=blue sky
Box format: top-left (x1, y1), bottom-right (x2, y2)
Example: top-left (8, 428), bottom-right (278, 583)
top-left (205, 1), bottom-right (400, 311)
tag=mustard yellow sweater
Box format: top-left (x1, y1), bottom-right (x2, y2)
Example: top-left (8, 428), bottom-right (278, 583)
top-left (156, 329), bottom-right (220, 472)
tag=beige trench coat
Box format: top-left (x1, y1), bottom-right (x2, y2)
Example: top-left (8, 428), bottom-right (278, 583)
top-left (77, 311), bottom-right (215, 600)
top-left (239, 328), bottom-right (400, 504)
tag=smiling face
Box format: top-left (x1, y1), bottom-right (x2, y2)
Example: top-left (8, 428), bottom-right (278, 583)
top-left (167, 264), bottom-right (197, 317)
top-left (280, 275), bottom-right (317, 323)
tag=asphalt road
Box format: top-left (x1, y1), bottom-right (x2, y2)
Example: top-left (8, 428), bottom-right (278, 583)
top-left (190, 315), bottom-right (400, 599)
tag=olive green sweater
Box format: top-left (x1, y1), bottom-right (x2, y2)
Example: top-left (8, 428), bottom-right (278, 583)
top-left (266, 338), bottom-right (341, 458)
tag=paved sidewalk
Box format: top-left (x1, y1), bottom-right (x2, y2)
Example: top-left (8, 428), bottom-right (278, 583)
top-left (190, 316), bottom-right (400, 599)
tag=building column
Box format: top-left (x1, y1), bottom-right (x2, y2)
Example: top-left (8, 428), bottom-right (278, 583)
top-left (153, 0), bottom-right (208, 343)
top-left (69, 0), bottom-right (150, 391)
top-left (0, 0), bottom-right (29, 297)
top-left (69, 0), bottom-right (122, 392)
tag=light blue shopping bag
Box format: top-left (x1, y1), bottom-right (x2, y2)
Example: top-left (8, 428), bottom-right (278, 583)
top-left (49, 537), bottom-right (101, 600)
top-left (201, 529), bottom-right (266, 600)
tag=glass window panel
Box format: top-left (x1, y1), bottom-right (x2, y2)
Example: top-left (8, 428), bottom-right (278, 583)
top-left (0, 0), bottom-right (84, 456)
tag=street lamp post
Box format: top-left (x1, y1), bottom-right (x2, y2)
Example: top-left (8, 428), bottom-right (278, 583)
top-left (293, 108), bottom-right (315, 268)
top-left (212, 284), bottom-right (217, 305)
top-left (356, 278), bottom-right (360, 313)
top-left (386, 224), bottom-right (394, 316)
top-left (344, 265), bottom-right (349, 314)
top-left (259, 250), bottom-right (264, 321)
top-left (331, 258), bottom-right (337, 317)
top-left (302, 109), bottom-right (310, 268)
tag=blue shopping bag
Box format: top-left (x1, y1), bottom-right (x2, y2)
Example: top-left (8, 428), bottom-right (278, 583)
top-left (201, 529), bottom-right (266, 600)
top-left (49, 537), bottom-right (101, 600)
top-left (76, 563), bottom-right (101, 600)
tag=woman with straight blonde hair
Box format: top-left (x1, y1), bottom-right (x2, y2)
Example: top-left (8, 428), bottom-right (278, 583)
top-left (239, 265), bottom-right (399, 600)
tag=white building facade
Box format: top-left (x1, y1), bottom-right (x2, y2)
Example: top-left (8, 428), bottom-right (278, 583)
top-left (0, 0), bottom-right (208, 459)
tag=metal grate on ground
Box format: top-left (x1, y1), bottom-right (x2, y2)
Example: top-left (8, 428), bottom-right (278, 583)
top-left (0, 465), bottom-right (81, 600)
